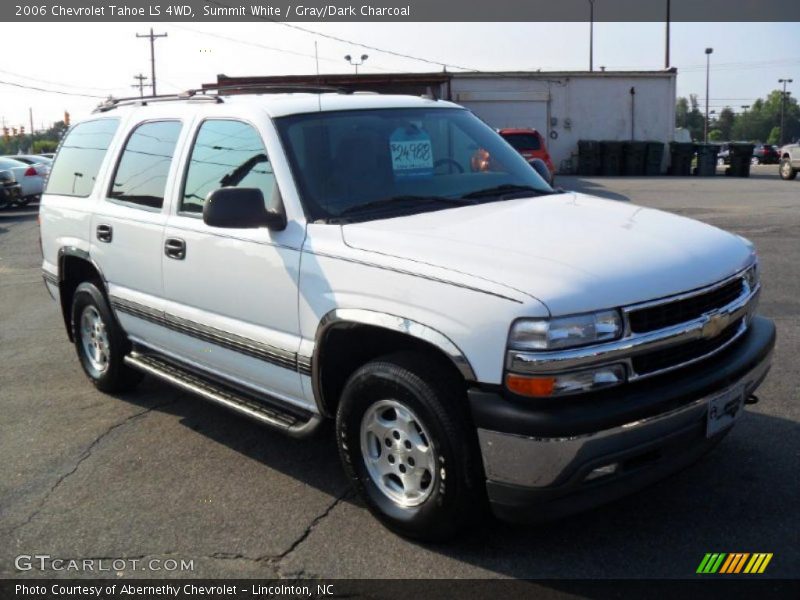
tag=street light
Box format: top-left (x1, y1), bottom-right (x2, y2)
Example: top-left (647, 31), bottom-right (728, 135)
top-left (741, 105), bottom-right (750, 114)
top-left (778, 78), bottom-right (793, 145)
top-left (345, 54), bottom-right (369, 75)
top-left (704, 48), bottom-right (713, 143)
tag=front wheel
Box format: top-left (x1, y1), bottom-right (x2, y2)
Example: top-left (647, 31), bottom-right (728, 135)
top-left (780, 158), bottom-right (798, 180)
top-left (336, 352), bottom-right (484, 541)
top-left (71, 281), bottom-right (143, 392)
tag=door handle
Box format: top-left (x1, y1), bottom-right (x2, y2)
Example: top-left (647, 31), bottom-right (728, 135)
top-left (96, 224), bottom-right (113, 243)
top-left (164, 237), bottom-right (186, 260)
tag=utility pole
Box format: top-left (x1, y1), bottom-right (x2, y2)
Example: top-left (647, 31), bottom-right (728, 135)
top-left (664, 0), bottom-right (671, 68)
top-left (136, 28), bottom-right (167, 96)
top-left (588, 0), bottom-right (595, 72)
top-left (29, 108), bottom-right (34, 137)
top-left (131, 73), bottom-right (151, 98)
top-left (704, 47), bottom-right (713, 143)
top-left (778, 78), bottom-right (793, 146)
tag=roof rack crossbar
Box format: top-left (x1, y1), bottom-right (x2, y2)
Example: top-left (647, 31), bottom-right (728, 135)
top-left (198, 83), bottom-right (347, 95)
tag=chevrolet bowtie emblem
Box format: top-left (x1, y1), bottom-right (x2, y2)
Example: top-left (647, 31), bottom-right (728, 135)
top-left (702, 311), bottom-right (731, 338)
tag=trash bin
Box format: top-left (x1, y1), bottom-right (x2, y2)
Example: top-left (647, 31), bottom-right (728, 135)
top-left (622, 141), bottom-right (648, 176)
top-left (694, 143), bottom-right (719, 177)
top-left (669, 142), bottom-right (694, 176)
top-left (726, 143), bottom-right (755, 177)
top-left (578, 140), bottom-right (602, 175)
top-left (600, 141), bottom-right (623, 176)
top-left (645, 141), bottom-right (665, 175)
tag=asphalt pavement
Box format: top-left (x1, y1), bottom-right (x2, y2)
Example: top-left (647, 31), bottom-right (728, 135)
top-left (1, 166), bottom-right (798, 581)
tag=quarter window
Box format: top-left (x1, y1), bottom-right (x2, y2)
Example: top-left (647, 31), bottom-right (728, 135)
top-left (181, 120), bottom-right (277, 214)
top-left (109, 120), bottom-right (182, 209)
top-left (45, 119), bottom-right (120, 197)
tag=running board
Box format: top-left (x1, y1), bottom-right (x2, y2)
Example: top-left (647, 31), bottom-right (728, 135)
top-left (124, 352), bottom-right (323, 438)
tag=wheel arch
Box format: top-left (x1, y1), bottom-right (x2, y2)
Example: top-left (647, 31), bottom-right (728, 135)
top-left (57, 247), bottom-right (106, 341)
top-left (311, 309), bottom-right (477, 417)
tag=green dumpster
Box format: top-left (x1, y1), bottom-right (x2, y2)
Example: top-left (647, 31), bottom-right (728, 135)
top-left (726, 143), bottom-right (755, 177)
top-left (622, 141), bottom-right (648, 176)
top-left (645, 141), bottom-right (665, 175)
top-left (600, 141), bottom-right (623, 176)
top-left (694, 144), bottom-right (719, 177)
top-left (669, 142), bottom-right (694, 176)
top-left (578, 140), bottom-right (602, 176)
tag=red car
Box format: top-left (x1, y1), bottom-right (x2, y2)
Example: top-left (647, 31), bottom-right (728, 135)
top-left (498, 128), bottom-right (556, 176)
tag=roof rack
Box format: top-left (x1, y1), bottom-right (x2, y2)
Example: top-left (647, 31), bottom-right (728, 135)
top-left (93, 83), bottom-right (346, 113)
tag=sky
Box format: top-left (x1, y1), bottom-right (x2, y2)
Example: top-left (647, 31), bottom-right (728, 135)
top-left (1, 21), bottom-right (798, 131)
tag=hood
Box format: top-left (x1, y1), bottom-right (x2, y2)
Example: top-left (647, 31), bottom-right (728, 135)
top-left (341, 193), bottom-right (754, 315)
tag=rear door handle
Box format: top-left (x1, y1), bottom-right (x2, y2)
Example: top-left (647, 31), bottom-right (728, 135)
top-left (96, 224), bottom-right (113, 243)
top-left (164, 237), bottom-right (186, 260)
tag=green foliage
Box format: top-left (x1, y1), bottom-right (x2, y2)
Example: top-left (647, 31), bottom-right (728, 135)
top-left (681, 88), bottom-right (799, 145)
top-left (32, 140), bottom-right (58, 153)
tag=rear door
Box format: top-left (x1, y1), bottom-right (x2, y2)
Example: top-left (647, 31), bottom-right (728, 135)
top-left (90, 119), bottom-right (187, 342)
top-left (158, 117), bottom-right (309, 411)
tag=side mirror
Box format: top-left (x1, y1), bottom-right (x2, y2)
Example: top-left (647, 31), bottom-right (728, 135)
top-left (528, 158), bottom-right (554, 186)
top-left (203, 187), bottom-right (287, 231)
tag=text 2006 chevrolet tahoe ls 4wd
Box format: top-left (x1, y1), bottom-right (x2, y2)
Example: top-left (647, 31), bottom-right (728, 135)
top-left (40, 90), bottom-right (775, 540)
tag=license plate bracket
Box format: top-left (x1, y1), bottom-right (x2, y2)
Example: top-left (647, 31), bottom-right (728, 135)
top-left (706, 384), bottom-right (745, 438)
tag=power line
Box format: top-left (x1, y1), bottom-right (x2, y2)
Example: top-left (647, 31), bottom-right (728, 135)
top-left (202, 0), bottom-right (478, 71)
top-left (0, 79), bottom-right (105, 98)
top-left (0, 67), bottom-right (118, 92)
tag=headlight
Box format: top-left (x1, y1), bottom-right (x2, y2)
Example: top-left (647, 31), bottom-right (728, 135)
top-left (509, 310), bottom-right (623, 351)
top-left (744, 261), bottom-right (759, 292)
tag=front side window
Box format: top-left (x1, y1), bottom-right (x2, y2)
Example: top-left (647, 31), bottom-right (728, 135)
top-left (108, 120), bottom-right (182, 209)
top-left (45, 119), bottom-right (120, 197)
top-left (181, 119), bottom-right (277, 215)
top-left (275, 107), bottom-right (552, 223)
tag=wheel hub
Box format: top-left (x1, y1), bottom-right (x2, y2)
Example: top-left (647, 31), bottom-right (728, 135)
top-left (360, 399), bottom-right (436, 507)
top-left (80, 305), bottom-right (110, 374)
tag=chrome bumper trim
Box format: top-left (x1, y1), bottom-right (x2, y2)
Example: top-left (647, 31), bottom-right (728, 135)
top-left (480, 348), bottom-right (772, 488)
top-left (507, 283), bottom-right (759, 381)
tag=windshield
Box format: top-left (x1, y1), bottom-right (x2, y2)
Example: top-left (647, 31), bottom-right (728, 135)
top-left (275, 107), bottom-right (553, 222)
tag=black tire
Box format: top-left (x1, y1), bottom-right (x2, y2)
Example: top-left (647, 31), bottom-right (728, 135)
top-left (779, 158), bottom-right (797, 180)
top-left (71, 281), bottom-right (143, 393)
top-left (336, 352), bottom-right (485, 541)
top-left (13, 195), bottom-right (32, 207)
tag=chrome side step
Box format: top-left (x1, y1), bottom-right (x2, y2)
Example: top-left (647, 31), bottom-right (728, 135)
top-left (124, 352), bottom-right (323, 438)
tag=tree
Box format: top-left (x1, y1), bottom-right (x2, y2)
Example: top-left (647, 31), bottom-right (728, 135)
top-left (716, 107), bottom-right (735, 140)
top-left (675, 95), bottom-right (706, 140)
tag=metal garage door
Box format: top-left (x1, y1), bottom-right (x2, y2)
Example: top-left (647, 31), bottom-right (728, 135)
top-left (455, 91), bottom-right (550, 135)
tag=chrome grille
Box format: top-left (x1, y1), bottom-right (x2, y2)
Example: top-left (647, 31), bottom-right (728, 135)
top-left (627, 278), bottom-right (745, 334)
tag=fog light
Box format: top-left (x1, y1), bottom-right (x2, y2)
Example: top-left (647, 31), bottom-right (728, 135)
top-left (585, 462), bottom-right (619, 481)
top-left (505, 364), bottom-right (626, 398)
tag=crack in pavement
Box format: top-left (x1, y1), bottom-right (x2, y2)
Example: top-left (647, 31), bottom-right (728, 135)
top-left (206, 489), bottom-right (353, 577)
top-left (4, 396), bottom-right (179, 540)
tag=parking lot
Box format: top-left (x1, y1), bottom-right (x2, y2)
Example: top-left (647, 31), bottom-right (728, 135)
top-left (1, 166), bottom-right (798, 581)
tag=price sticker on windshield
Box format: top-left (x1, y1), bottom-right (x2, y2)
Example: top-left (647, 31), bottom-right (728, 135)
top-left (390, 127), bottom-right (434, 179)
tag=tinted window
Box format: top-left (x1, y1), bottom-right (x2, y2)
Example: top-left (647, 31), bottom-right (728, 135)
top-left (45, 119), bottom-right (119, 197)
top-left (504, 133), bottom-right (541, 151)
top-left (276, 108), bottom-right (552, 222)
top-left (109, 120), bottom-right (182, 209)
top-left (181, 120), bottom-right (277, 214)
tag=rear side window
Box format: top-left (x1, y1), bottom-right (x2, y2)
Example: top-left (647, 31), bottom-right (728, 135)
top-left (45, 119), bottom-right (120, 197)
top-left (504, 133), bottom-right (541, 151)
top-left (180, 119), bottom-right (277, 215)
top-left (109, 120), bottom-right (182, 210)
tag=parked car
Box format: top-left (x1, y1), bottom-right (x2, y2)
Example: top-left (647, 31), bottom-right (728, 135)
top-left (498, 128), bottom-right (556, 176)
top-left (751, 144), bottom-right (779, 165)
top-left (0, 169), bottom-right (22, 209)
top-left (778, 141), bottom-right (800, 180)
top-left (716, 143), bottom-right (731, 165)
top-left (0, 157), bottom-right (46, 205)
top-left (38, 153), bottom-right (55, 159)
top-left (8, 154), bottom-right (53, 175)
top-left (40, 91), bottom-right (775, 541)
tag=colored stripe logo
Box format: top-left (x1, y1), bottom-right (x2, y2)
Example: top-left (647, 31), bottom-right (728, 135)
top-left (697, 553), bottom-right (773, 574)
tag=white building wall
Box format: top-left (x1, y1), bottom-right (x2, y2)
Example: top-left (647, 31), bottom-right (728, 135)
top-left (451, 72), bottom-right (677, 174)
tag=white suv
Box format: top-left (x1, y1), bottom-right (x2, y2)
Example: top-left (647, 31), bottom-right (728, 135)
top-left (40, 89), bottom-right (775, 540)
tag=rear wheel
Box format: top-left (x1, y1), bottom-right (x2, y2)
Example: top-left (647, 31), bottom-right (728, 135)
top-left (71, 281), bottom-right (142, 392)
top-left (780, 158), bottom-right (797, 180)
top-left (336, 352), bottom-right (484, 541)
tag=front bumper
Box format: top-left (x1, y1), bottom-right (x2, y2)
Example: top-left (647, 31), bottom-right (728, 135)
top-left (469, 316), bottom-right (776, 522)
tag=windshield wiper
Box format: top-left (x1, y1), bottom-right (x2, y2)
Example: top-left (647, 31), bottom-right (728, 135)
top-left (336, 195), bottom-right (472, 218)
top-left (461, 184), bottom-right (551, 200)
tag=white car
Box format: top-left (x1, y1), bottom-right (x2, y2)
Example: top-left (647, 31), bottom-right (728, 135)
top-left (39, 90), bottom-right (775, 540)
top-left (0, 156), bottom-right (46, 204)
